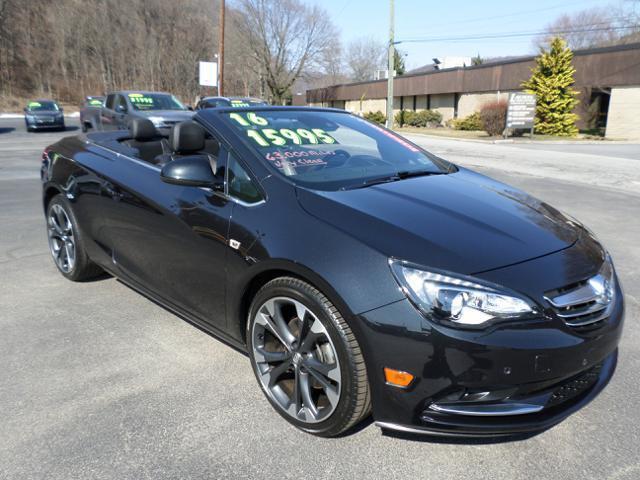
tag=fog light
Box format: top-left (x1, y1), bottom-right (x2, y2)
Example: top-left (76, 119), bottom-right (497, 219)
top-left (384, 367), bottom-right (414, 388)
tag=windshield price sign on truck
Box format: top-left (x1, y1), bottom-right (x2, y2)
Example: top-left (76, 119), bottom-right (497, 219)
top-left (506, 92), bottom-right (536, 131)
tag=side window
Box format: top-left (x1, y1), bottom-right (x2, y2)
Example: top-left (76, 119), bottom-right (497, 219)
top-left (105, 94), bottom-right (115, 110)
top-left (115, 95), bottom-right (128, 112)
top-left (226, 154), bottom-right (263, 204)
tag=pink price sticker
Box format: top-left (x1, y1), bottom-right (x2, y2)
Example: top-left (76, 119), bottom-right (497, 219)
top-left (367, 122), bottom-right (420, 152)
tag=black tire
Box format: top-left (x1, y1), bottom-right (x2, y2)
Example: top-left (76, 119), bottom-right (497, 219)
top-left (81, 122), bottom-right (88, 133)
top-left (46, 194), bottom-right (102, 281)
top-left (247, 277), bottom-right (371, 437)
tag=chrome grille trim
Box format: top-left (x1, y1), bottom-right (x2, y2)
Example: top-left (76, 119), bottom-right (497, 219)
top-left (544, 271), bottom-right (614, 328)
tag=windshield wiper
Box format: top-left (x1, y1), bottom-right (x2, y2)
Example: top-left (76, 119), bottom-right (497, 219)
top-left (342, 169), bottom-right (445, 190)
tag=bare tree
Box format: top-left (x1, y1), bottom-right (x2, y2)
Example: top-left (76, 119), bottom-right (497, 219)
top-left (345, 37), bottom-right (386, 82)
top-left (234, 0), bottom-right (338, 104)
top-left (536, 4), bottom-right (640, 50)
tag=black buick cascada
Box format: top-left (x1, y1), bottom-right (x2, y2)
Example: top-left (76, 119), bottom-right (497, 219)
top-left (41, 107), bottom-right (624, 437)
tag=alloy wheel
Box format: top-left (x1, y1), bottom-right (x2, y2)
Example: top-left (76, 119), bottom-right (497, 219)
top-left (251, 296), bottom-right (341, 424)
top-left (47, 204), bottom-right (76, 273)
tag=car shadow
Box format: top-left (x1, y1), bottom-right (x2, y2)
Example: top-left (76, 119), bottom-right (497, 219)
top-left (63, 126), bottom-right (79, 132)
top-left (0, 127), bottom-right (15, 134)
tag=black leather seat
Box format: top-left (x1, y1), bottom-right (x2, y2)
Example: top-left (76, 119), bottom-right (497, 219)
top-left (124, 118), bottom-right (168, 163)
top-left (154, 121), bottom-right (219, 168)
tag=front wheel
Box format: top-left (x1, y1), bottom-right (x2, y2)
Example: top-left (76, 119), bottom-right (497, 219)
top-left (46, 194), bottom-right (102, 281)
top-left (247, 277), bottom-right (371, 437)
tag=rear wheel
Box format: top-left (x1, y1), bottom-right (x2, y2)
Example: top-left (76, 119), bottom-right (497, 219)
top-left (247, 277), bottom-right (371, 437)
top-left (46, 195), bottom-right (102, 281)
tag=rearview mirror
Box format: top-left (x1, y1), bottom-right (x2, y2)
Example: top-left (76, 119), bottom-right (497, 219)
top-left (160, 156), bottom-right (223, 189)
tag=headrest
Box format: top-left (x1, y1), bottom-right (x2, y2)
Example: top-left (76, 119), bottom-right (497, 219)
top-left (128, 118), bottom-right (157, 141)
top-left (169, 121), bottom-right (205, 154)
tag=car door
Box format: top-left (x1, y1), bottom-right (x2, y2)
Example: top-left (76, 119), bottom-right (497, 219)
top-left (97, 148), bottom-right (234, 330)
top-left (113, 95), bottom-right (129, 130)
top-left (100, 94), bottom-right (116, 130)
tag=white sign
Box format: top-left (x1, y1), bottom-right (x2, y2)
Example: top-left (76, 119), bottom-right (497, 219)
top-left (506, 92), bottom-right (536, 129)
top-left (199, 61), bottom-right (218, 87)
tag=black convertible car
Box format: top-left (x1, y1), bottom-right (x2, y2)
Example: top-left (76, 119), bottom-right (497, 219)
top-left (41, 107), bottom-right (624, 437)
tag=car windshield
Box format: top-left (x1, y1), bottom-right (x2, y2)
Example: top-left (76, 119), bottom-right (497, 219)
top-left (27, 101), bottom-right (59, 111)
top-left (86, 97), bottom-right (104, 107)
top-left (128, 93), bottom-right (186, 111)
top-left (222, 110), bottom-right (452, 190)
top-left (229, 99), bottom-right (268, 107)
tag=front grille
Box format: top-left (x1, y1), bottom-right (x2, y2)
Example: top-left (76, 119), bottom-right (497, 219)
top-left (544, 276), bottom-right (612, 328)
top-left (546, 363), bottom-right (602, 408)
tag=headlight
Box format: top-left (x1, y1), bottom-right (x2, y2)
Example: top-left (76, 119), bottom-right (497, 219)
top-left (26, 115), bottom-right (36, 121)
top-left (390, 259), bottom-right (538, 328)
top-left (148, 116), bottom-right (165, 127)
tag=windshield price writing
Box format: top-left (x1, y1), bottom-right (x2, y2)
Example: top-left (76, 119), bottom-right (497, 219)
top-left (229, 112), bottom-right (337, 147)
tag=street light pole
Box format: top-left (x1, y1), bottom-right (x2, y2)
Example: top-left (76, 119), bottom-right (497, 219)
top-left (386, 0), bottom-right (395, 129)
top-left (218, 0), bottom-right (225, 96)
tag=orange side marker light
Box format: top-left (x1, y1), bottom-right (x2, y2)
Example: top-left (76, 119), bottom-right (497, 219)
top-left (384, 367), bottom-right (414, 388)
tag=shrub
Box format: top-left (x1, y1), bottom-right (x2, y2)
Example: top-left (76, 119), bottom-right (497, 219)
top-left (363, 110), bottom-right (386, 125)
top-left (451, 112), bottom-right (482, 131)
top-left (480, 100), bottom-right (508, 136)
top-left (395, 109), bottom-right (442, 127)
top-left (394, 110), bottom-right (407, 126)
top-left (414, 109), bottom-right (442, 127)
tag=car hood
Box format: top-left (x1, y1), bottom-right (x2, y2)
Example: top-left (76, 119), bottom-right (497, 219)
top-left (136, 110), bottom-right (194, 121)
top-left (296, 168), bottom-right (580, 274)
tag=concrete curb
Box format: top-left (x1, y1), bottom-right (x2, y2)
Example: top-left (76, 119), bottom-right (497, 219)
top-left (398, 131), bottom-right (638, 145)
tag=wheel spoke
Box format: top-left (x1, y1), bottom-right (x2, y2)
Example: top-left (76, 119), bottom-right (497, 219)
top-left (299, 317), bottom-right (324, 352)
top-left (299, 371), bottom-right (319, 420)
top-left (49, 213), bottom-right (64, 237)
top-left (267, 360), bottom-right (292, 387)
top-left (305, 357), bottom-right (340, 382)
top-left (293, 367), bottom-right (302, 415)
top-left (254, 347), bottom-right (290, 363)
top-left (261, 299), bottom-right (296, 347)
top-left (297, 310), bottom-right (312, 346)
top-left (65, 242), bottom-right (75, 266)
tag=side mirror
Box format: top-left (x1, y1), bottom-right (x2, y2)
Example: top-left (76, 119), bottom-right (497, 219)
top-left (115, 104), bottom-right (127, 113)
top-left (59, 107), bottom-right (64, 112)
top-left (160, 156), bottom-right (223, 189)
top-left (187, 105), bottom-right (194, 111)
top-left (23, 107), bottom-right (28, 112)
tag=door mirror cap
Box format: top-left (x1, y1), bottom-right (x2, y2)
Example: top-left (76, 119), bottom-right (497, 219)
top-left (160, 156), bottom-right (223, 189)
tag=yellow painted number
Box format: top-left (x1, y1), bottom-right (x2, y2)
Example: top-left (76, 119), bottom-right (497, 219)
top-left (312, 129), bottom-right (336, 144)
top-left (246, 130), bottom-right (269, 147)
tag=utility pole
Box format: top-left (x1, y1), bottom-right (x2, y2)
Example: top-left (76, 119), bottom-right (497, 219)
top-left (386, 0), bottom-right (395, 129)
top-left (218, 0), bottom-right (225, 96)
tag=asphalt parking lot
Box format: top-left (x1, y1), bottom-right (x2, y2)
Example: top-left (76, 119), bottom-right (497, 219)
top-left (1, 117), bottom-right (639, 480)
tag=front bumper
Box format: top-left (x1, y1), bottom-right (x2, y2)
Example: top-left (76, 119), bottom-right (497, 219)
top-left (355, 266), bottom-right (624, 437)
top-left (26, 117), bottom-right (65, 129)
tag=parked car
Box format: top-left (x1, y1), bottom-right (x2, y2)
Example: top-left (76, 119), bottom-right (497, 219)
top-left (24, 99), bottom-right (65, 132)
top-left (79, 96), bottom-right (105, 132)
top-left (40, 107), bottom-right (623, 438)
top-left (81, 90), bottom-right (194, 132)
top-left (196, 96), bottom-right (269, 110)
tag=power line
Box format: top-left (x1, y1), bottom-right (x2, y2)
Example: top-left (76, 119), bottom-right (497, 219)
top-left (397, 25), bottom-right (639, 44)
top-left (401, 0), bottom-right (603, 31)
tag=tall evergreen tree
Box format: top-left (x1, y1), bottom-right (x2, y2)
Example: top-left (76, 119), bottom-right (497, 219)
top-left (522, 37), bottom-right (580, 136)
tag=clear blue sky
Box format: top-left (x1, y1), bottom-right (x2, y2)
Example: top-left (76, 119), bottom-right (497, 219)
top-left (303, 0), bottom-right (617, 69)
